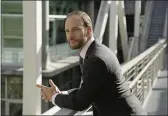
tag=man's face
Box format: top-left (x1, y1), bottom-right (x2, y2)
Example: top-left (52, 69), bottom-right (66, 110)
top-left (65, 15), bottom-right (88, 49)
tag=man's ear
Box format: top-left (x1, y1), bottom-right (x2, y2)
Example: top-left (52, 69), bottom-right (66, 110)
top-left (84, 28), bottom-right (87, 36)
top-left (86, 27), bottom-right (91, 35)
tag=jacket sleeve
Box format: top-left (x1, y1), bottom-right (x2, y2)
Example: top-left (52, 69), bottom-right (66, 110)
top-left (59, 74), bottom-right (81, 93)
top-left (54, 57), bottom-right (108, 111)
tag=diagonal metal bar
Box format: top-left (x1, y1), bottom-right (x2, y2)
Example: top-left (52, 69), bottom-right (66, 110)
top-left (94, 1), bottom-right (111, 43)
top-left (118, 1), bottom-right (129, 61)
top-left (109, 1), bottom-right (118, 55)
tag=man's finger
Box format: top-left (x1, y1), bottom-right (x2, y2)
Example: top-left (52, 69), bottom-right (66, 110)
top-left (41, 91), bottom-right (46, 96)
top-left (36, 84), bottom-right (48, 89)
top-left (49, 79), bottom-right (56, 87)
top-left (45, 99), bottom-right (48, 103)
top-left (42, 96), bottom-right (46, 100)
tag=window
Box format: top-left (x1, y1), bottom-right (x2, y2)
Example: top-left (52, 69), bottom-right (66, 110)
top-left (2, 1), bottom-right (23, 49)
top-left (49, 20), bottom-right (66, 45)
top-left (2, 1), bottom-right (22, 14)
top-left (2, 16), bottom-right (23, 37)
top-left (4, 38), bottom-right (23, 48)
top-left (10, 103), bottom-right (22, 116)
top-left (49, 1), bottom-right (84, 15)
top-left (7, 77), bottom-right (23, 99)
top-left (1, 101), bottom-right (5, 115)
top-left (1, 76), bottom-right (6, 98)
top-left (2, 1), bottom-right (85, 63)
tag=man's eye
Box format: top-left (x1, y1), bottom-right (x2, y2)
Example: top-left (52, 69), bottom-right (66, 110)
top-left (74, 28), bottom-right (79, 30)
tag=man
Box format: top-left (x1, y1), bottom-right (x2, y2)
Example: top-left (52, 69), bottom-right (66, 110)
top-left (37, 10), bottom-right (147, 116)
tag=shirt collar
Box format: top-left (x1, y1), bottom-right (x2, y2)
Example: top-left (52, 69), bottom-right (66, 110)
top-left (80, 37), bottom-right (95, 59)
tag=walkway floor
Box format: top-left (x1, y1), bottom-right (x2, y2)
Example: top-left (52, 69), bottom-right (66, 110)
top-left (144, 52), bottom-right (167, 115)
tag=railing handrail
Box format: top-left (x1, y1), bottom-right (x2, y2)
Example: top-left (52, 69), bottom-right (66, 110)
top-left (42, 105), bottom-right (61, 115)
top-left (122, 38), bottom-right (165, 74)
top-left (129, 43), bottom-right (167, 88)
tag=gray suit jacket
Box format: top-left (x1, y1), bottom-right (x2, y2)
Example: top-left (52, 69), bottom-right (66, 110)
top-left (54, 40), bottom-right (147, 116)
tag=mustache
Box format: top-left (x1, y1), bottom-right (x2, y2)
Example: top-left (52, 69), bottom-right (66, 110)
top-left (69, 39), bottom-right (77, 41)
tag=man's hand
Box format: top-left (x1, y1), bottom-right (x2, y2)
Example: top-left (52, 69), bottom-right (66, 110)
top-left (41, 89), bottom-right (48, 103)
top-left (36, 79), bottom-right (61, 102)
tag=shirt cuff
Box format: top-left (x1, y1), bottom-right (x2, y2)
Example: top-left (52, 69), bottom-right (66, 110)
top-left (61, 91), bottom-right (69, 95)
top-left (51, 91), bottom-right (68, 105)
top-left (52, 93), bottom-right (59, 105)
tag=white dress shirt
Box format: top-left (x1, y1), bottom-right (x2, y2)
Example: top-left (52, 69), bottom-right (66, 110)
top-left (52, 37), bottom-right (95, 105)
top-left (80, 37), bottom-right (95, 60)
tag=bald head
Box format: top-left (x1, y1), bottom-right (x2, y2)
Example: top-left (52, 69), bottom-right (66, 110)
top-left (66, 10), bottom-right (93, 30)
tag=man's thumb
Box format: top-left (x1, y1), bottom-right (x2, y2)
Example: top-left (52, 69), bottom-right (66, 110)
top-left (49, 79), bottom-right (55, 87)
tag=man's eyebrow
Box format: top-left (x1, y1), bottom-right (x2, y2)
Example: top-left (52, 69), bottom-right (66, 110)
top-left (72, 26), bottom-right (80, 29)
top-left (65, 26), bottom-right (81, 31)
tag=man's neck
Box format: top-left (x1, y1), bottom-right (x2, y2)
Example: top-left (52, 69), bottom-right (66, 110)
top-left (79, 36), bottom-right (94, 59)
top-left (80, 36), bottom-right (92, 51)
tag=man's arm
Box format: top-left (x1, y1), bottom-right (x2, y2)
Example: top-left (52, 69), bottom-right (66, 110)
top-left (53, 57), bottom-right (108, 111)
top-left (59, 75), bottom-right (81, 94)
top-left (59, 71), bottom-right (82, 95)
top-left (65, 76), bottom-right (81, 95)
top-left (59, 77), bottom-right (81, 95)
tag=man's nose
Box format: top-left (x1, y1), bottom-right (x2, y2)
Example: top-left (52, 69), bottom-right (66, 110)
top-left (67, 35), bottom-right (74, 41)
top-left (69, 30), bottom-right (75, 36)
top-left (69, 31), bottom-right (75, 38)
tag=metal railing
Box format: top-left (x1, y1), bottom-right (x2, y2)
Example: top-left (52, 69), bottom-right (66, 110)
top-left (123, 38), bottom-right (166, 105)
top-left (122, 39), bottom-right (166, 81)
top-left (41, 38), bottom-right (167, 115)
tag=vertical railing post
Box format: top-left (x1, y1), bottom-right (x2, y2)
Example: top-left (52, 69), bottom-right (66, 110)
top-left (94, 1), bottom-right (110, 43)
top-left (42, 1), bottom-right (50, 70)
top-left (23, 1), bottom-right (42, 115)
top-left (0, 0), bottom-right (2, 114)
top-left (142, 74), bottom-right (145, 103)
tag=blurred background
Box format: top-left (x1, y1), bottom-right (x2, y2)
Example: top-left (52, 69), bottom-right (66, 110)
top-left (1, 1), bottom-right (167, 116)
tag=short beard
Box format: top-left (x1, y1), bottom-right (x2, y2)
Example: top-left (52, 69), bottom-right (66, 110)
top-left (69, 39), bottom-right (85, 50)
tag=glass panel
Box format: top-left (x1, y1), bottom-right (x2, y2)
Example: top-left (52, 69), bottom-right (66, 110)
top-left (18, 51), bottom-right (23, 64)
top-left (2, 16), bottom-right (23, 36)
top-left (49, 20), bottom-right (66, 45)
top-left (49, 19), bottom-right (78, 62)
top-left (4, 38), bottom-right (23, 48)
top-left (9, 103), bottom-right (22, 116)
top-left (2, 50), bottom-right (13, 64)
top-left (49, 1), bottom-right (85, 15)
top-left (2, 1), bottom-right (22, 14)
top-left (1, 101), bottom-right (5, 115)
top-left (1, 76), bottom-right (6, 98)
top-left (7, 77), bottom-right (23, 99)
